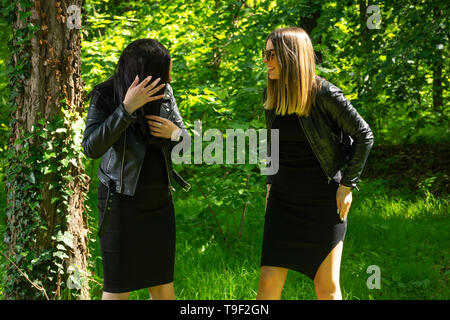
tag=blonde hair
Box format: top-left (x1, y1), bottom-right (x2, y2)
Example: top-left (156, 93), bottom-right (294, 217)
top-left (263, 27), bottom-right (321, 117)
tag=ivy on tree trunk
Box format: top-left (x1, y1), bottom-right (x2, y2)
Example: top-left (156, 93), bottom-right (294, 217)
top-left (3, 0), bottom-right (90, 300)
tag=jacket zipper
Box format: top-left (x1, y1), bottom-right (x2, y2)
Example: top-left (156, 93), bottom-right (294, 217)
top-left (117, 103), bottom-right (174, 194)
top-left (120, 130), bottom-right (126, 193)
top-left (297, 115), bottom-right (332, 184)
top-left (167, 109), bottom-right (174, 120)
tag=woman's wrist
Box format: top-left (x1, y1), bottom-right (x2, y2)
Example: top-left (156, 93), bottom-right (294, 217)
top-left (122, 101), bottom-right (136, 115)
top-left (171, 127), bottom-right (182, 141)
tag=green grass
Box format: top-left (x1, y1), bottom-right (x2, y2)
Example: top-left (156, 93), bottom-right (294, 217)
top-left (1, 169), bottom-right (449, 300)
top-left (85, 174), bottom-right (450, 300)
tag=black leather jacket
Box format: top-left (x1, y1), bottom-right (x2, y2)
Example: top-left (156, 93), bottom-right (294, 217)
top-left (265, 77), bottom-right (374, 191)
top-left (82, 83), bottom-right (190, 195)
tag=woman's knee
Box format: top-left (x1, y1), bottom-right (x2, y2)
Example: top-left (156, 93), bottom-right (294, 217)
top-left (314, 276), bottom-right (340, 296)
top-left (148, 282), bottom-right (175, 300)
top-left (313, 242), bottom-right (343, 294)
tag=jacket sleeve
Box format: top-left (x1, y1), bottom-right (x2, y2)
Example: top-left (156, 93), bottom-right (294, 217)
top-left (82, 90), bottom-right (137, 159)
top-left (321, 82), bottom-right (374, 189)
top-left (163, 86), bottom-right (189, 153)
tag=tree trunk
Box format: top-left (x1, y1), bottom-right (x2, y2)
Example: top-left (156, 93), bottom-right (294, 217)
top-left (299, 0), bottom-right (322, 64)
top-left (432, 7), bottom-right (443, 114)
top-left (432, 61), bottom-right (442, 113)
top-left (359, 0), bottom-right (368, 41)
top-left (4, 0), bottom-right (89, 300)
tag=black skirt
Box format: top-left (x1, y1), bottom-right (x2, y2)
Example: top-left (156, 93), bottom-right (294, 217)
top-left (97, 144), bottom-right (175, 293)
top-left (261, 113), bottom-right (347, 280)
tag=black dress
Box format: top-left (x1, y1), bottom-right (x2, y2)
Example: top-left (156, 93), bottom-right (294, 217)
top-left (261, 113), bottom-right (347, 280)
top-left (97, 142), bottom-right (175, 293)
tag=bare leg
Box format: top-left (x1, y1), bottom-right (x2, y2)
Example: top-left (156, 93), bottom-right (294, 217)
top-left (256, 266), bottom-right (289, 300)
top-left (313, 240), bottom-right (344, 300)
top-left (148, 282), bottom-right (175, 300)
top-left (102, 291), bottom-right (130, 300)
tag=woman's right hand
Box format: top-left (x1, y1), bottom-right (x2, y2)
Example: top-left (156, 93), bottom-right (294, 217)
top-left (123, 75), bottom-right (166, 115)
top-left (265, 184), bottom-right (272, 209)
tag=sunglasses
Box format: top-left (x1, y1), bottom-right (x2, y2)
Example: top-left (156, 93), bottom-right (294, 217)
top-left (262, 49), bottom-right (275, 61)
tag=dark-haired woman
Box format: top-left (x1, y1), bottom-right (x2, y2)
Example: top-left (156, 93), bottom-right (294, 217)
top-left (82, 39), bottom-right (189, 300)
top-left (257, 28), bottom-right (374, 300)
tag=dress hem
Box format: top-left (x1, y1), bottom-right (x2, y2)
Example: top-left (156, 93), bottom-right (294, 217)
top-left (261, 239), bottom-right (345, 281)
top-left (103, 278), bottom-right (174, 294)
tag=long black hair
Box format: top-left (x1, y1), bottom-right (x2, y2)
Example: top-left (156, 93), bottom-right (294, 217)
top-left (87, 38), bottom-right (171, 144)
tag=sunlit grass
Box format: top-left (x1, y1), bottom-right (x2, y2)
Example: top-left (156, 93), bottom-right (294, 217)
top-left (87, 176), bottom-right (449, 300)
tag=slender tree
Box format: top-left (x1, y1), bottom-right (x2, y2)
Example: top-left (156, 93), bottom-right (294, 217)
top-left (299, 0), bottom-right (322, 63)
top-left (431, 6), bottom-right (443, 114)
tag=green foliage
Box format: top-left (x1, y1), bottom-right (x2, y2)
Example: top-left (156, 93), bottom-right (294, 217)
top-left (3, 111), bottom-right (89, 299)
top-left (80, 0), bottom-right (449, 146)
top-left (0, 2), bottom-right (14, 173)
top-left (314, 0), bottom-right (449, 144)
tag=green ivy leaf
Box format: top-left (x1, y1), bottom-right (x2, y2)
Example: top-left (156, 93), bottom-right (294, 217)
top-left (56, 231), bottom-right (74, 249)
top-left (56, 244), bottom-right (66, 251)
top-left (26, 172), bottom-right (35, 184)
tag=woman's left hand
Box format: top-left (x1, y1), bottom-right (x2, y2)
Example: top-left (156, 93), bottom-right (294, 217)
top-left (336, 185), bottom-right (353, 222)
top-left (145, 115), bottom-right (179, 139)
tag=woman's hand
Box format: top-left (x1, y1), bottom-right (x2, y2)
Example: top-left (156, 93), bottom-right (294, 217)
top-left (336, 185), bottom-right (353, 221)
top-left (145, 115), bottom-right (179, 139)
top-left (266, 184), bottom-right (272, 209)
top-left (123, 75), bottom-right (166, 115)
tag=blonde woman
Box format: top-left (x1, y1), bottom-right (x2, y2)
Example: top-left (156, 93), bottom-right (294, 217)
top-left (257, 27), bottom-right (374, 300)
